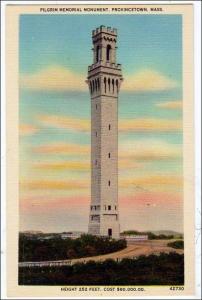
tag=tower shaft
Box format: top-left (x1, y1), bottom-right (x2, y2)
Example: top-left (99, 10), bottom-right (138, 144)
top-left (87, 26), bottom-right (123, 239)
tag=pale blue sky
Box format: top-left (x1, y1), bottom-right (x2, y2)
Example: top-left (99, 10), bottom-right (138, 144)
top-left (19, 14), bottom-right (183, 232)
top-left (20, 14), bottom-right (182, 81)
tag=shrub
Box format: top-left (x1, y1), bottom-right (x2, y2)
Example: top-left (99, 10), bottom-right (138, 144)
top-left (19, 233), bottom-right (127, 262)
top-left (19, 253), bottom-right (184, 285)
top-left (167, 240), bottom-right (184, 249)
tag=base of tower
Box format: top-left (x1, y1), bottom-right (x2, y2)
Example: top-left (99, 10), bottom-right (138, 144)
top-left (88, 223), bottom-right (100, 236)
top-left (88, 221), bottom-right (120, 239)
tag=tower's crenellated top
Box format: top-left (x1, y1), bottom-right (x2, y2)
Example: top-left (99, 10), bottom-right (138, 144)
top-left (92, 25), bottom-right (117, 37)
top-left (87, 25), bottom-right (122, 98)
top-left (89, 25), bottom-right (120, 66)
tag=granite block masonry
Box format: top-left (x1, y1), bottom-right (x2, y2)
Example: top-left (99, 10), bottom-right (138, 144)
top-left (87, 26), bottom-right (123, 239)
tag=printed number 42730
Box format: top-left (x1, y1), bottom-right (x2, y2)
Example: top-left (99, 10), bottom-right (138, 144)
top-left (170, 287), bottom-right (184, 291)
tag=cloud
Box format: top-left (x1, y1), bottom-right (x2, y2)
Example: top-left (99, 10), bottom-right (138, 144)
top-left (120, 175), bottom-right (183, 189)
top-left (20, 179), bottom-right (89, 191)
top-left (20, 174), bottom-right (182, 196)
top-left (20, 195), bottom-right (90, 213)
top-left (20, 191), bottom-right (182, 215)
top-left (32, 142), bottom-right (89, 155)
top-left (30, 142), bottom-right (179, 175)
top-left (119, 159), bottom-right (144, 169)
top-left (118, 191), bottom-right (183, 232)
top-left (32, 139), bottom-right (181, 167)
top-left (32, 138), bottom-right (181, 157)
top-left (20, 66), bottom-right (178, 93)
top-left (38, 115), bottom-right (90, 132)
top-left (156, 100), bottom-right (182, 110)
top-left (122, 69), bottom-right (178, 92)
top-left (19, 124), bottom-right (39, 136)
top-left (119, 118), bottom-right (182, 132)
top-left (32, 158), bottom-right (143, 172)
top-left (38, 114), bottom-right (181, 133)
top-left (119, 140), bottom-right (182, 161)
top-left (120, 191), bottom-right (182, 209)
top-left (20, 65), bottom-right (87, 91)
top-left (33, 161), bottom-right (90, 171)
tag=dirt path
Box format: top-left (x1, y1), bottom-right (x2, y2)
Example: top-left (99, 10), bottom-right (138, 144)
top-left (63, 239), bottom-right (183, 264)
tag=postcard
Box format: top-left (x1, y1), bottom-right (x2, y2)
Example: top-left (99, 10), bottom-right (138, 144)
top-left (2, 1), bottom-right (200, 298)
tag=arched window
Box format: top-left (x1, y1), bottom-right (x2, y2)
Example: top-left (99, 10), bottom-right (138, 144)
top-left (108, 78), bottom-right (111, 91)
top-left (108, 180), bottom-right (111, 186)
top-left (95, 79), bottom-right (98, 91)
top-left (96, 45), bottom-right (100, 62)
top-left (104, 77), bottom-right (107, 93)
top-left (112, 79), bottom-right (114, 93)
top-left (90, 81), bottom-right (92, 94)
top-left (92, 80), bottom-right (95, 93)
top-left (116, 79), bottom-right (119, 93)
top-left (106, 44), bottom-right (111, 61)
top-left (108, 152), bottom-right (111, 158)
top-left (97, 78), bottom-right (100, 91)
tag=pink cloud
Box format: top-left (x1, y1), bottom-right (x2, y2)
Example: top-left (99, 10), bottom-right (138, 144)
top-left (20, 192), bottom-right (183, 233)
top-left (20, 195), bottom-right (90, 213)
top-left (20, 192), bottom-right (182, 214)
top-left (119, 191), bottom-right (182, 210)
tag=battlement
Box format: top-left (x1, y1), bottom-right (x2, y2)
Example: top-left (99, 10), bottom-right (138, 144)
top-left (88, 61), bottom-right (121, 72)
top-left (92, 25), bottom-right (117, 36)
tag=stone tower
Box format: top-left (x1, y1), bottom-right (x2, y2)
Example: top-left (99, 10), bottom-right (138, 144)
top-left (87, 26), bottom-right (123, 239)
